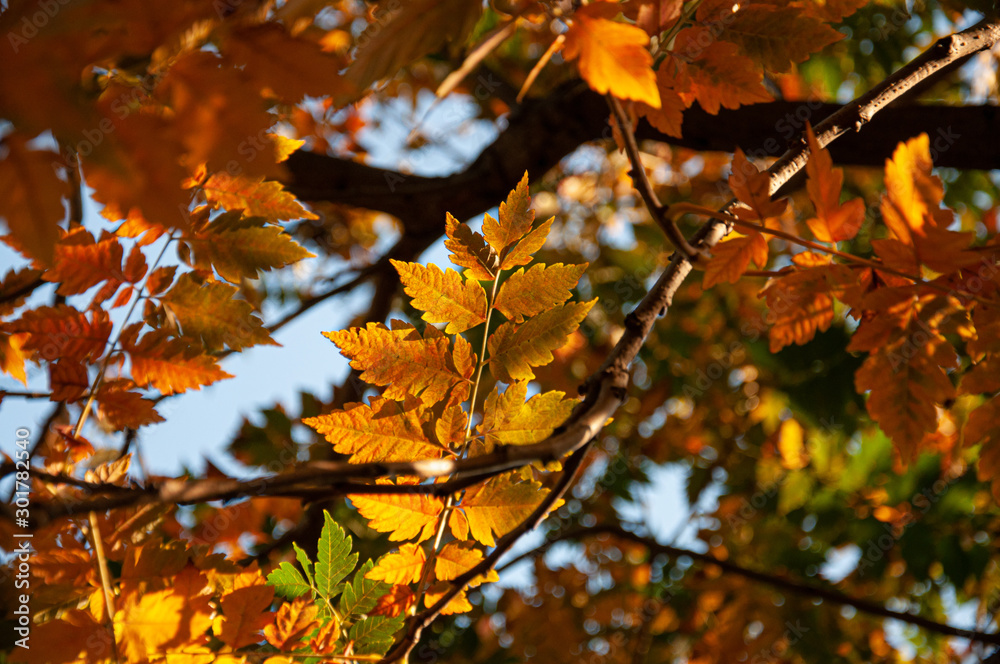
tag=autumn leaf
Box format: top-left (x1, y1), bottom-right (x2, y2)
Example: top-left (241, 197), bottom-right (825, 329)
top-left (5, 305), bottom-right (112, 363)
top-left (435, 541), bottom-right (498, 586)
top-left (445, 213), bottom-right (499, 280)
top-left (323, 322), bottom-right (470, 405)
top-left (636, 69), bottom-right (687, 138)
top-left (49, 359), bottom-right (90, 402)
top-left (215, 584), bottom-right (275, 648)
top-left (366, 543), bottom-right (427, 585)
top-left (758, 264), bottom-right (852, 352)
top-left (563, 6), bottom-right (661, 108)
top-left (424, 582), bottom-right (473, 615)
top-left (460, 473), bottom-right (550, 547)
top-left (481, 382), bottom-right (576, 447)
top-left (483, 172), bottom-right (535, 254)
top-left (350, 491), bottom-right (444, 542)
top-left (0, 332), bottom-right (29, 385)
top-left (161, 273), bottom-right (275, 352)
top-left (201, 173), bottom-right (318, 222)
top-left (672, 30), bottom-right (772, 114)
top-left (263, 598), bottom-right (318, 650)
top-left (114, 588), bottom-right (186, 661)
top-left (344, 0), bottom-right (482, 96)
top-left (304, 397), bottom-right (443, 463)
top-left (488, 300), bottom-right (596, 383)
top-left (0, 133), bottom-right (69, 266)
top-left (855, 348), bottom-right (956, 463)
top-left (42, 230), bottom-right (126, 296)
top-left (778, 419), bottom-right (808, 470)
top-left (804, 125), bottom-right (865, 242)
top-left (702, 232), bottom-right (768, 288)
top-left (95, 379), bottom-right (165, 429)
top-left (187, 223), bottom-right (315, 284)
top-left (728, 148), bottom-right (787, 222)
top-left (495, 263), bottom-right (587, 323)
top-left (127, 330), bottom-right (233, 395)
top-left (392, 260), bottom-right (488, 334)
top-left (718, 5), bottom-right (845, 73)
top-left (500, 216), bottom-right (556, 270)
top-left (966, 396), bottom-right (1000, 502)
top-left (880, 134), bottom-right (947, 245)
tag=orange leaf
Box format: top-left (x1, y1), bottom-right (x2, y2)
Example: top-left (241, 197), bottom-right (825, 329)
top-left (0, 134), bottom-right (69, 266)
top-left (392, 261), bottom-right (488, 334)
top-left (702, 232), bottom-right (768, 288)
top-left (0, 332), bottom-right (29, 386)
top-left (127, 330), bottom-right (234, 395)
top-left (804, 125), bottom-right (865, 242)
top-left (500, 216), bottom-right (555, 270)
top-left (263, 597), bottom-right (319, 650)
top-left (94, 379), bottom-right (165, 429)
top-left (966, 396), bottom-right (1000, 503)
top-left (728, 148), bottom-right (786, 222)
top-left (202, 173), bottom-right (318, 222)
top-left (460, 473), bottom-right (549, 547)
top-left (350, 492), bottom-right (444, 543)
top-left (371, 584), bottom-right (416, 618)
top-left (563, 9), bottom-right (660, 108)
top-left (424, 582), bottom-right (473, 615)
top-left (42, 230), bottom-right (125, 296)
top-left (187, 224), bottom-right (315, 283)
top-left (216, 583), bottom-right (275, 649)
top-left (672, 31), bottom-right (772, 114)
top-left (855, 348), bottom-right (956, 464)
top-left (636, 70), bottom-right (687, 138)
top-left (304, 396), bottom-right (443, 463)
top-left (445, 213), bottom-right (499, 280)
top-left (487, 300), bottom-right (596, 383)
top-left (366, 543), bottom-right (427, 585)
top-left (880, 134), bottom-right (946, 245)
top-left (49, 359), bottom-right (90, 402)
top-left (483, 172), bottom-right (535, 254)
top-left (494, 263), bottom-right (587, 323)
top-left (717, 5), bottom-right (845, 73)
top-left (5, 304), bottom-right (112, 363)
top-left (324, 322), bottom-right (470, 405)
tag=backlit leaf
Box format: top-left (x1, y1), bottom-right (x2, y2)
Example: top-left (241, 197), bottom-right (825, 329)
top-left (113, 589), bottom-right (185, 662)
top-left (202, 172), bottom-right (318, 222)
top-left (483, 172), bottom-right (535, 253)
top-left (188, 224), bottom-right (315, 283)
top-left (880, 134), bottom-right (946, 245)
top-left (673, 30), bottom-right (772, 114)
top-left (5, 305), bottom-right (112, 363)
top-left (0, 134), bottom-right (69, 266)
top-left (161, 273), bottom-right (275, 351)
top-left (340, 560), bottom-right (390, 617)
top-left (445, 213), bottom-right (499, 280)
top-left (804, 125), bottom-right (865, 242)
top-left (488, 300), bottom-right (596, 383)
top-left (563, 8), bottom-right (661, 108)
top-left (481, 382), bottom-right (576, 447)
top-left (216, 584), bottom-right (275, 648)
top-left (366, 543), bottom-right (426, 585)
top-left (349, 492), bottom-right (444, 543)
top-left (718, 5), bottom-right (845, 72)
top-left (495, 263), bottom-right (587, 323)
top-left (127, 330), bottom-right (233, 395)
top-left (393, 260), bottom-right (488, 334)
top-left (316, 511), bottom-right (357, 599)
top-left (702, 232), bottom-right (768, 288)
top-left (461, 473), bottom-right (549, 547)
top-left (263, 598), bottom-right (318, 650)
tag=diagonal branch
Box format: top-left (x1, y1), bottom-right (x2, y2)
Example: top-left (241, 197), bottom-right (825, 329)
top-left (502, 524), bottom-right (1000, 647)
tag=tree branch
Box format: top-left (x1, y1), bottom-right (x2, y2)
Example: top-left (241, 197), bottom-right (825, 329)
top-left (503, 524), bottom-right (1000, 647)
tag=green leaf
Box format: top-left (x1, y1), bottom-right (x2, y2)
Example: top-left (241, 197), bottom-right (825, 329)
top-left (339, 559), bottom-right (390, 617)
top-left (349, 615), bottom-right (405, 655)
top-left (266, 561), bottom-right (313, 600)
top-left (294, 542), bottom-right (315, 589)
top-left (315, 510), bottom-right (358, 599)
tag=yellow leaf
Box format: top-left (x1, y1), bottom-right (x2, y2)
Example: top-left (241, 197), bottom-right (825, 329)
top-left (445, 213), bottom-right (499, 280)
top-left (188, 224), bottom-right (315, 283)
top-left (366, 543), bottom-right (427, 585)
top-left (880, 134), bottom-right (946, 246)
top-left (435, 542), bottom-right (498, 586)
top-left (350, 492), bottom-right (444, 542)
top-left (161, 273), bottom-right (275, 352)
top-left (0, 332), bottom-right (29, 385)
top-left (305, 396), bottom-right (443, 463)
top-left (488, 300), bottom-right (596, 383)
top-left (563, 10), bottom-right (660, 108)
top-left (202, 172), bottom-right (318, 222)
top-left (0, 134), bottom-right (68, 266)
top-left (778, 419), bottom-right (807, 470)
top-left (494, 263), bottom-right (587, 324)
top-left (500, 216), bottom-right (555, 270)
top-left (483, 172), bottom-right (535, 253)
top-left (324, 322), bottom-right (470, 405)
top-left (424, 581), bottom-right (473, 615)
top-left (114, 589), bottom-right (186, 662)
top-left (393, 261), bottom-right (488, 334)
top-left (460, 473), bottom-right (549, 547)
top-left (481, 382), bottom-right (576, 447)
